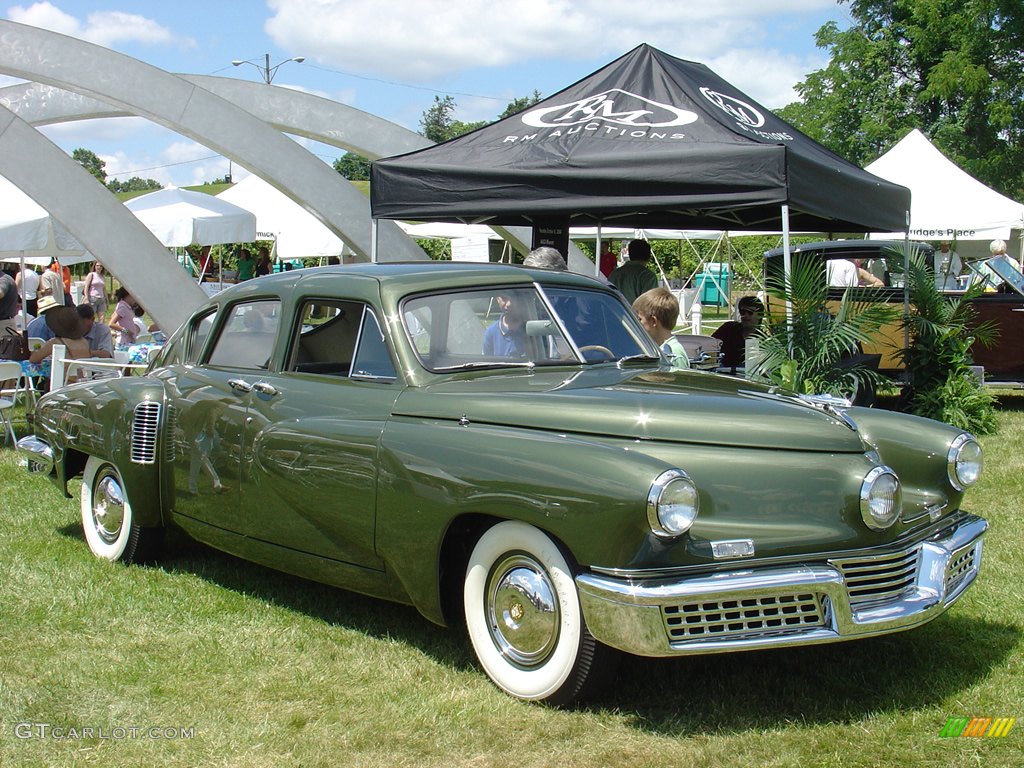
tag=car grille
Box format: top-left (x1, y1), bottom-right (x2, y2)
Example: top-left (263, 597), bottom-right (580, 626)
top-left (131, 401), bottom-right (160, 465)
top-left (662, 593), bottom-right (826, 641)
top-left (830, 548), bottom-right (919, 606)
top-left (163, 403), bottom-right (177, 462)
top-left (945, 545), bottom-right (979, 596)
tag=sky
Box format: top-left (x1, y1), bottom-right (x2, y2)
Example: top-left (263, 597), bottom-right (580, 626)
top-left (2, 0), bottom-right (853, 188)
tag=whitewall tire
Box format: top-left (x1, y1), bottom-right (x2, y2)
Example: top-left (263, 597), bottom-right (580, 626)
top-left (80, 456), bottom-right (161, 563)
top-left (464, 520), bottom-right (612, 704)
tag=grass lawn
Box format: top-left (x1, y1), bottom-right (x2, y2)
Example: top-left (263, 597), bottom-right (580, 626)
top-left (0, 396), bottom-right (1021, 767)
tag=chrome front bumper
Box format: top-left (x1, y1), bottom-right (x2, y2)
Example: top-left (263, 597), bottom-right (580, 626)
top-left (576, 514), bottom-right (987, 657)
top-left (17, 435), bottom-right (54, 475)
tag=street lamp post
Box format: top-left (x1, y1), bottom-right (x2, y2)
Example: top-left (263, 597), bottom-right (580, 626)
top-left (231, 53), bottom-right (305, 84)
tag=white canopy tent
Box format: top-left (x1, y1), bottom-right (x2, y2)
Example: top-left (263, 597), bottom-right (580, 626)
top-left (0, 174), bottom-right (95, 331)
top-left (217, 174), bottom-right (351, 261)
top-left (866, 129), bottom-right (1024, 261)
top-left (125, 187), bottom-right (256, 248)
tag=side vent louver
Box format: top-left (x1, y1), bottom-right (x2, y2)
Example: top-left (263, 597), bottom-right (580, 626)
top-left (131, 401), bottom-right (161, 465)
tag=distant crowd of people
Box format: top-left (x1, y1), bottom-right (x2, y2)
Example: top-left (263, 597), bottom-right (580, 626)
top-left (1, 259), bottom-right (161, 374)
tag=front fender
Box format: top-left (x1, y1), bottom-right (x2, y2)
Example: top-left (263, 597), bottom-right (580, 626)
top-left (376, 417), bottom-right (675, 624)
top-left (32, 378), bottom-right (168, 528)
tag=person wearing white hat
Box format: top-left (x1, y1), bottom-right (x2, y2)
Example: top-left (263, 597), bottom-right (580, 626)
top-left (26, 293), bottom-right (63, 341)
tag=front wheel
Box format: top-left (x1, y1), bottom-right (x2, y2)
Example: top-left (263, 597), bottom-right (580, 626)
top-left (81, 456), bottom-right (162, 563)
top-left (463, 520), bottom-right (615, 705)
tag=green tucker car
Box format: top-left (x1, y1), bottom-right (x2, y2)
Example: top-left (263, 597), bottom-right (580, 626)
top-left (19, 262), bottom-right (987, 705)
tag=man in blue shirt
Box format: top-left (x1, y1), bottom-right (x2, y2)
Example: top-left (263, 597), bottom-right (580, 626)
top-left (78, 304), bottom-right (113, 357)
top-left (482, 295), bottom-right (526, 357)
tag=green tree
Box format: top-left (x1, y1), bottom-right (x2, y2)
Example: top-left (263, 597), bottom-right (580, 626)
top-left (107, 176), bottom-right (162, 193)
top-left (498, 90), bottom-right (543, 119)
top-left (72, 147), bottom-right (106, 184)
top-left (779, 0), bottom-right (1024, 198)
top-left (333, 152), bottom-right (372, 181)
top-left (420, 93), bottom-right (544, 143)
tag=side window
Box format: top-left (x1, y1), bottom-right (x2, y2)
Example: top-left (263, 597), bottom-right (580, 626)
top-left (206, 300), bottom-right (281, 369)
top-left (287, 299), bottom-right (363, 376)
top-left (352, 308), bottom-right (396, 380)
top-left (185, 311), bottom-right (216, 365)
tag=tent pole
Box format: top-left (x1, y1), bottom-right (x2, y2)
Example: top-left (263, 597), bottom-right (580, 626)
top-left (903, 212), bottom-right (911, 381)
top-left (19, 251), bottom-right (28, 335)
top-left (595, 224), bottom-right (602, 278)
top-left (371, 219), bottom-right (378, 264)
top-left (781, 205), bottom-right (793, 356)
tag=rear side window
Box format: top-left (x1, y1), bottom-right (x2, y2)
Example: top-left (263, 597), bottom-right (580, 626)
top-left (287, 299), bottom-right (396, 381)
top-left (206, 300), bottom-right (281, 369)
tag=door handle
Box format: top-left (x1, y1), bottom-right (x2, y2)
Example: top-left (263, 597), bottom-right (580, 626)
top-left (252, 381), bottom-right (279, 396)
top-left (228, 378), bottom-right (253, 393)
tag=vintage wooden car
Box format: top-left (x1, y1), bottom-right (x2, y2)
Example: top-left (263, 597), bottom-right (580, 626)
top-left (19, 262), bottom-right (987, 704)
top-left (765, 239), bottom-right (1024, 383)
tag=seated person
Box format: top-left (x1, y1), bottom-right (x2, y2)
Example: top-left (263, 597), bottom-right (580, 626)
top-left (712, 295), bottom-right (764, 370)
top-left (77, 304), bottom-right (113, 358)
top-left (28, 305), bottom-right (90, 382)
top-left (632, 288), bottom-right (690, 370)
top-left (482, 295), bottom-right (527, 357)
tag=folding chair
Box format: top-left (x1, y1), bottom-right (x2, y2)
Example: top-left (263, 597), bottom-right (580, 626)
top-left (0, 360), bottom-right (23, 445)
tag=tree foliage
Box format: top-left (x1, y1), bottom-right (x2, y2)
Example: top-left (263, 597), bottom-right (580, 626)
top-left (333, 152), bottom-right (372, 181)
top-left (72, 147), bottom-right (106, 184)
top-left (107, 176), bottom-right (162, 193)
top-left (779, 0), bottom-right (1024, 199)
top-left (419, 92), bottom-right (543, 143)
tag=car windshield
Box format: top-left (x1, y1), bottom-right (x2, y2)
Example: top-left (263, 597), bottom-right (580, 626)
top-left (402, 284), bottom-right (659, 371)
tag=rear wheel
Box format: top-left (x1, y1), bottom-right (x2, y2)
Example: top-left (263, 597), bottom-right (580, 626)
top-left (463, 520), bottom-right (614, 705)
top-left (81, 456), bottom-right (162, 563)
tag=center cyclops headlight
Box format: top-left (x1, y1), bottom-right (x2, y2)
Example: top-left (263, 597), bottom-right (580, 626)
top-left (860, 466), bottom-right (902, 531)
top-left (647, 469), bottom-right (699, 538)
top-left (947, 433), bottom-right (982, 491)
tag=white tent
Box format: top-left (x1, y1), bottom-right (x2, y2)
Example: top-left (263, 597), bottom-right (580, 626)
top-left (217, 175), bottom-right (348, 260)
top-left (866, 130), bottom-right (1024, 251)
top-left (0, 174), bottom-right (88, 260)
top-left (125, 186), bottom-right (256, 247)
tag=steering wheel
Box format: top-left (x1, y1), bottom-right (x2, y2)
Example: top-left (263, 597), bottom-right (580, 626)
top-left (577, 345), bottom-right (615, 361)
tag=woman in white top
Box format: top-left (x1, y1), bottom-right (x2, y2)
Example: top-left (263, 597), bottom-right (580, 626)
top-left (15, 266), bottom-right (40, 316)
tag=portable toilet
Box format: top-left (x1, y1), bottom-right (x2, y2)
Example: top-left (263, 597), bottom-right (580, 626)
top-left (695, 263), bottom-right (730, 307)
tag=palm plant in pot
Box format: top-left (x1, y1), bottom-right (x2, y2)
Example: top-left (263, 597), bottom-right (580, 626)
top-left (895, 248), bottom-right (997, 434)
top-left (748, 253), bottom-right (898, 404)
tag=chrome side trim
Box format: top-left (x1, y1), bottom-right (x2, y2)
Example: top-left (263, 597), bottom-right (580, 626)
top-left (576, 514), bottom-right (987, 657)
top-left (17, 435), bottom-right (54, 475)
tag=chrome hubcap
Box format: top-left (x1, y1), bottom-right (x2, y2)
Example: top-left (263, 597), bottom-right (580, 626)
top-left (93, 471), bottom-right (125, 543)
top-left (486, 554), bottom-right (559, 668)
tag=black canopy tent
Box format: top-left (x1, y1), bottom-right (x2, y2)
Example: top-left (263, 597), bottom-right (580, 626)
top-left (370, 44), bottom-right (910, 236)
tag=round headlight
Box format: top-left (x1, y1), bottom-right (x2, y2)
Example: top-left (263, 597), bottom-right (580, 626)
top-left (860, 466), bottom-right (902, 531)
top-left (647, 469), bottom-right (699, 538)
top-left (947, 433), bottom-right (982, 491)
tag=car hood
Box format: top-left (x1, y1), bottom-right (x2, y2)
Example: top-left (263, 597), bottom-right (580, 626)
top-left (392, 368), bottom-right (866, 453)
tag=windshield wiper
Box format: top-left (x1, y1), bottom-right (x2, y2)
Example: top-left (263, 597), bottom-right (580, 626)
top-left (433, 361), bottom-right (537, 371)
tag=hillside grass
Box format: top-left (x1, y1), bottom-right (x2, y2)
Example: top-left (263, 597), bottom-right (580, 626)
top-left (0, 397), bottom-right (1021, 767)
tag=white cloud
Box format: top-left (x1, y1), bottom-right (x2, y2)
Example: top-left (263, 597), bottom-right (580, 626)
top-left (7, 1), bottom-right (195, 49)
top-left (266, 0), bottom-right (836, 81)
top-left (707, 48), bottom-right (829, 109)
